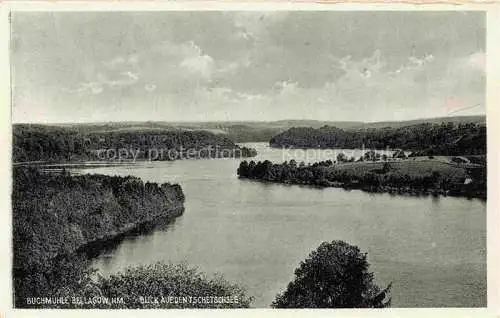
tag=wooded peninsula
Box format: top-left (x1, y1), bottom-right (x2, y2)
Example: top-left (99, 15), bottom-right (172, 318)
top-left (237, 158), bottom-right (486, 199)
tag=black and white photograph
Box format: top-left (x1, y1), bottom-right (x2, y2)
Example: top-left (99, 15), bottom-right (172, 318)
top-left (7, 7), bottom-right (494, 311)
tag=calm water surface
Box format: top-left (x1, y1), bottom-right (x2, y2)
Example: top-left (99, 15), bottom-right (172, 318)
top-left (70, 143), bottom-right (486, 308)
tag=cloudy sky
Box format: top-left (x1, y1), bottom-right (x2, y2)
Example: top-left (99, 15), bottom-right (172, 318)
top-left (11, 11), bottom-right (485, 123)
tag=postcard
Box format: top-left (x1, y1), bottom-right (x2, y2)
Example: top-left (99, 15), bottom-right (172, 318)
top-left (1, 2), bottom-right (499, 317)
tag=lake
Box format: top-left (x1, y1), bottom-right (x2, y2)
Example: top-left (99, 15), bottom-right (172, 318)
top-left (66, 142), bottom-right (486, 308)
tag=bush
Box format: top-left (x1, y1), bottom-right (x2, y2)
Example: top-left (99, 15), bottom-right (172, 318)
top-left (272, 240), bottom-right (391, 308)
top-left (25, 261), bottom-right (253, 309)
top-left (96, 262), bottom-right (253, 308)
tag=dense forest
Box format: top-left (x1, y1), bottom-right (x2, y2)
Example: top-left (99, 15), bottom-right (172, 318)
top-left (237, 159), bottom-right (486, 199)
top-left (269, 122), bottom-right (486, 156)
top-left (13, 167), bottom-right (186, 306)
top-left (13, 124), bottom-right (257, 162)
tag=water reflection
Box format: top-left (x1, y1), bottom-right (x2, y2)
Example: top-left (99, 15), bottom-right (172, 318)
top-left (60, 142), bottom-right (485, 308)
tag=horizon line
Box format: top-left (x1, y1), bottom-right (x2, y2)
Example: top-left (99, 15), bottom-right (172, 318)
top-left (11, 114), bottom-right (487, 126)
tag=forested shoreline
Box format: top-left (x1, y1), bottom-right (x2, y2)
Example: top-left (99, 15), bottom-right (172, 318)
top-left (237, 159), bottom-right (486, 199)
top-left (269, 122), bottom-right (486, 156)
top-left (13, 167), bottom-right (187, 307)
top-left (13, 124), bottom-right (257, 163)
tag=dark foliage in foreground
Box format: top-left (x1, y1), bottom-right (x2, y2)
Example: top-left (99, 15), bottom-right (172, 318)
top-left (272, 240), bottom-right (391, 308)
top-left (270, 122), bottom-right (486, 156)
top-left (13, 167), bottom-right (185, 307)
top-left (38, 262), bottom-right (252, 309)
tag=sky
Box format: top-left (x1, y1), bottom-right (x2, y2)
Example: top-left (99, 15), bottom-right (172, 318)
top-left (11, 11), bottom-right (486, 123)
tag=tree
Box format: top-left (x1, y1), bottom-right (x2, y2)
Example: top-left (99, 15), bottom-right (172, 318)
top-left (237, 161), bottom-right (249, 177)
top-left (272, 240), bottom-right (391, 308)
top-left (336, 153), bottom-right (347, 163)
top-left (363, 150), bottom-right (374, 161)
top-left (364, 150), bottom-right (381, 162)
top-left (95, 262), bottom-right (253, 309)
top-left (382, 162), bottom-right (391, 173)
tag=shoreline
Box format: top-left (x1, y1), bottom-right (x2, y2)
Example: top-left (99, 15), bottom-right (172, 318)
top-left (268, 143), bottom-right (406, 151)
top-left (77, 206), bottom-right (185, 260)
top-left (14, 205), bottom-right (186, 307)
top-left (12, 152), bottom-right (258, 166)
top-left (238, 177), bottom-right (486, 200)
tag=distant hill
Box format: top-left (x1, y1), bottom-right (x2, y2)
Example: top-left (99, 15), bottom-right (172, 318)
top-left (12, 124), bottom-right (257, 163)
top-left (269, 119), bottom-right (486, 156)
top-left (349, 115), bottom-right (486, 130)
top-left (18, 115), bottom-right (486, 143)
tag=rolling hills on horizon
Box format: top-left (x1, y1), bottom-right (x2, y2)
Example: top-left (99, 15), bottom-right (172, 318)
top-left (17, 114), bottom-right (486, 130)
top-left (14, 115), bottom-right (486, 143)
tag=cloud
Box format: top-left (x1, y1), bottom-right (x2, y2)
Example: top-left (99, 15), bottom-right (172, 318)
top-left (122, 71), bottom-right (139, 81)
top-left (180, 41), bottom-right (214, 78)
top-left (215, 54), bottom-right (251, 75)
top-left (11, 11), bottom-right (485, 123)
top-left (248, 48), bottom-right (484, 121)
top-left (128, 55), bottom-right (139, 65)
top-left (151, 40), bottom-right (215, 79)
top-left (236, 30), bottom-right (252, 40)
top-left (237, 92), bottom-right (265, 101)
top-left (180, 54), bottom-right (214, 79)
top-left (145, 83), bottom-right (156, 92)
top-left (74, 70), bottom-right (140, 95)
top-left (103, 54), bottom-right (139, 69)
top-left (275, 80), bottom-right (298, 96)
top-left (70, 81), bottom-right (104, 95)
top-left (145, 46), bottom-right (484, 122)
top-left (103, 56), bottom-right (126, 68)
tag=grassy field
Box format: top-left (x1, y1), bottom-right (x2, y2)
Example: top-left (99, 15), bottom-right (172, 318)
top-left (332, 159), bottom-right (469, 182)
